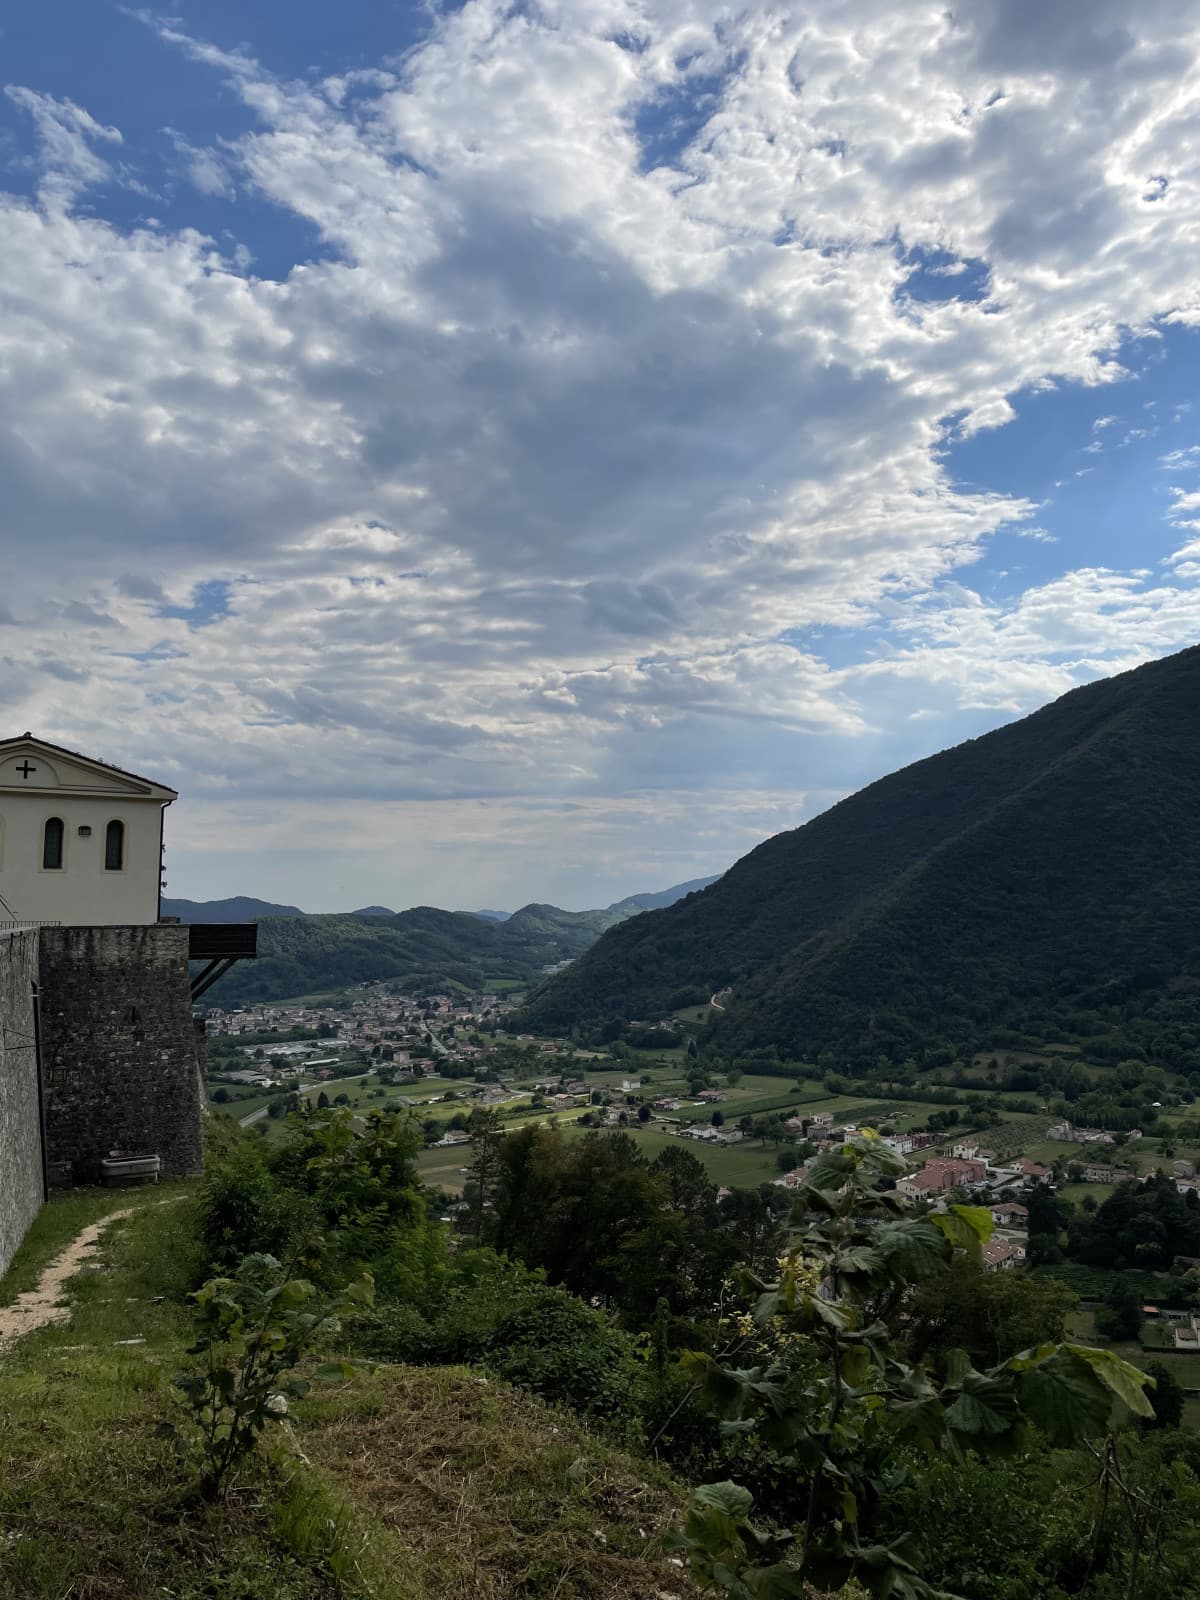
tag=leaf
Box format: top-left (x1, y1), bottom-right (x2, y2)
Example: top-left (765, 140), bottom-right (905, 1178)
top-left (841, 1343), bottom-right (873, 1387)
top-left (836, 1245), bottom-right (885, 1278)
top-left (931, 1208), bottom-right (991, 1261)
top-left (1013, 1350), bottom-right (1114, 1446)
top-left (944, 1372), bottom-right (1019, 1440)
top-left (342, 1273), bottom-right (375, 1307)
top-left (313, 1361), bottom-right (358, 1383)
top-left (1066, 1344), bottom-right (1155, 1420)
top-left (276, 1278), bottom-right (316, 1308)
top-left (873, 1220), bottom-right (952, 1282)
top-left (695, 1481), bottom-right (754, 1520)
top-left (948, 1205), bottom-right (993, 1243)
top-left (943, 1348), bottom-right (971, 1387)
top-left (743, 1565), bottom-right (811, 1598)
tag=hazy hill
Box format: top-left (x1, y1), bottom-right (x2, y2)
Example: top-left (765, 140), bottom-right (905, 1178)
top-left (201, 875), bottom-right (722, 1005)
top-left (519, 646), bottom-right (1200, 1068)
top-left (162, 895), bottom-right (304, 922)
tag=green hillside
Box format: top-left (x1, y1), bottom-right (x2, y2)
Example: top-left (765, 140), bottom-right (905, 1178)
top-left (203, 879), bottom-right (719, 1005)
top-left (518, 645), bottom-right (1200, 1070)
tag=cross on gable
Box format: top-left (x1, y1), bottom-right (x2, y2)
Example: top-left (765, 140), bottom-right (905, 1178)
top-left (15, 760), bottom-right (36, 779)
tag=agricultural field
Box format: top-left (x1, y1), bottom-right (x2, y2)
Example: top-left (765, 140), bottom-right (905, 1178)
top-left (418, 1115), bottom-right (790, 1195)
top-left (1056, 1182), bottom-right (1116, 1210)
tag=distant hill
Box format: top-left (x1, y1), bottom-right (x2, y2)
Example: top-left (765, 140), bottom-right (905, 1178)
top-left (351, 905), bottom-right (396, 919)
top-left (518, 646), bottom-right (1200, 1070)
top-left (610, 876), bottom-right (719, 913)
top-left (470, 909), bottom-right (512, 922)
top-left (162, 895), bottom-right (304, 922)
top-left (200, 875), bottom-right (723, 1006)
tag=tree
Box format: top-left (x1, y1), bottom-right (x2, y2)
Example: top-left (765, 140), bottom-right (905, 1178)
top-left (465, 1108), bottom-right (503, 1237)
top-left (316, 1091), bottom-right (330, 1110)
top-left (1145, 1360), bottom-right (1185, 1429)
top-left (710, 1109), bottom-right (725, 1128)
top-left (637, 1103), bottom-right (652, 1124)
top-left (1096, 1278), bottom-right (1143, 1341)
top-left (212, 1087), bottom-right (230, 1105)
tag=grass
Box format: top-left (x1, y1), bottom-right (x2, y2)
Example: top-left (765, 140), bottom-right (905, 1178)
top-left (0, 1186), bottom-right (701, 1599)
top-left (1020, 1139), bottom-right (1085, 1165)
top-left (1058, 1182), bottom-right (1118, 1210)
top-left (0, 1185), bottom-right (143, 1305)
top-left (304, 1365), bottom-right (699, 1599)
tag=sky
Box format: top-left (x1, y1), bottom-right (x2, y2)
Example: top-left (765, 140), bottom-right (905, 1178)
top-left (2, 0), bottom-right (1200, 914)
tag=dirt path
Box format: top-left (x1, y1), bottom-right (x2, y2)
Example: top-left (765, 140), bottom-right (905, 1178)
top-left (0, 1208), bottom-right (133, 1349)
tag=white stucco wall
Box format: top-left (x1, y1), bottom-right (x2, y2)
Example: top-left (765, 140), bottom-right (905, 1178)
top-left (0, 747), bottom-right (170, 926)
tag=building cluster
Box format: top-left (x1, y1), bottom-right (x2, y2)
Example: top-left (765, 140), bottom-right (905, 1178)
top-left (205, 985), bottom-right (525, 1089)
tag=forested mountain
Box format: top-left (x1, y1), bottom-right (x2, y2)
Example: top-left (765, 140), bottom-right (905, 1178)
top-left (201, 876), bottom-right (722, 1004)
top-left (519, 645), bottom-right (1200, 1070)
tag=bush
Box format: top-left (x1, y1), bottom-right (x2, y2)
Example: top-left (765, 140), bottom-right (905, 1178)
top-left (353, 1248), bottom-right (643, 1432)
top-left (197, 1110), bottom-right (448, 1307)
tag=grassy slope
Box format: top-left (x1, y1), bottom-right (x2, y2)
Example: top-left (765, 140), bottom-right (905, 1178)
top-left (0, 1191), bottom-right (700, 1600)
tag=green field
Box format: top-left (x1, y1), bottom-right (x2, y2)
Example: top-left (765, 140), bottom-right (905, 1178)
top-left (418, 1116), bottom-right (790, 1194)
top-left (1056, 1184), bottom-right (1126, 1203)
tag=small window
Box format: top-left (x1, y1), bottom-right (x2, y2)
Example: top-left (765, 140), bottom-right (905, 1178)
top-left (43, 817), bottom-right (65, 870)
top-left (104, 819), bottom-right (125, 872)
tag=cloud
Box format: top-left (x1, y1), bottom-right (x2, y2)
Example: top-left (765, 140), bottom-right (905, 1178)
top-left (4, 87), bottom-right (124, 206)
top-left (163, 128), bottom-right (235, 199)
top-left (2, 0), bottom-right (1200, 904)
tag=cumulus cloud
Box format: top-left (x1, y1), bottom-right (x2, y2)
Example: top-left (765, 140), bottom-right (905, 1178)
top-left (2, 0), bottom-right (1200, 905)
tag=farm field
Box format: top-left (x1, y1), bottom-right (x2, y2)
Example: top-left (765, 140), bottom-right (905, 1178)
top-left (1056, 1181), bottom-right (1116, 1209)
top-left (417, 1115), bottom-right (791, 1194)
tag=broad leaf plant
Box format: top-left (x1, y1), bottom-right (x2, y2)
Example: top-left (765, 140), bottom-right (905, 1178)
top-left (672, 1133), bottom-right (1153, 1600)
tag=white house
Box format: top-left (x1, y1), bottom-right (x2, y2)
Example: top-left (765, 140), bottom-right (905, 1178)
top-left (0, 735), bottom-right (176, 925)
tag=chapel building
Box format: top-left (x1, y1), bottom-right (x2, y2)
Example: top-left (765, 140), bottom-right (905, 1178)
top-left (0, 734), bottom-right (176, 925)
top-left (0, 735), bottom-right (255, 1278)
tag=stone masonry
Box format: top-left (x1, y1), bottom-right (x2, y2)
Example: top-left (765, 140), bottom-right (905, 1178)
top-left (0, 929), bottom-right (44, 1277)
top-left (37, 925), bottom-right (204, 1184)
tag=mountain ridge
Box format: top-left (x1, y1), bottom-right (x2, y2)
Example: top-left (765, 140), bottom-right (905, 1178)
top-left (517, 646), bottom-right (1200, 1068)
top-left (192, 874), bottom-right (724, 1005)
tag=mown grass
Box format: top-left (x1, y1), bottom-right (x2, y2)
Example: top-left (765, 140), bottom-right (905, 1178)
top-left (303, 1365), bottom-right (701, 1599)
top-left (0, 1187), bottom-right (704, 1599)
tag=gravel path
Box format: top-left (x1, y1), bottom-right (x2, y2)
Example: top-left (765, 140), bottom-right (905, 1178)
top-left (0, 1209), bottom-right (133, 1349)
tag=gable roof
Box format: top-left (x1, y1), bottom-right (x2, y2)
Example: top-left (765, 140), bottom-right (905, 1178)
top-left (0, 735), bottom-right (177, 801)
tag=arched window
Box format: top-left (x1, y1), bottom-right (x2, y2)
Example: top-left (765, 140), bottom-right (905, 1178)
top-left (42, 817), bottom-right (65, 870)
top-left (104, 819), bottom-right (126, 872)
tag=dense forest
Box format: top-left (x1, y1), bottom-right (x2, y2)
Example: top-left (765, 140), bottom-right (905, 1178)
top-left (519, 645), bottom-right (1200, 1072)
top-left (202, 877), bottom-right (718, 1004)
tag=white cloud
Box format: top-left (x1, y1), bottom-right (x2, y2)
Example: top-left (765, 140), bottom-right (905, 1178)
top-left (2, 0), bottom-right (1200, 905)
top-left (4, 87), bottom-right (124, 205)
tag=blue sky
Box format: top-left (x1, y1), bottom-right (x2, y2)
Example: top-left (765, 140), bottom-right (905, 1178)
top-left (1, 0), bottom-right (1199, 912)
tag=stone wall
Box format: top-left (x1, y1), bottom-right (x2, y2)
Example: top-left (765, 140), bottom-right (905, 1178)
top-left (38, 925), bottom-right (203, 1183)
top-left (0, 929), bottom-right (44, 1276)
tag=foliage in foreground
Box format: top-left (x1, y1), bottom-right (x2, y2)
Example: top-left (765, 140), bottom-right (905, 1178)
top-left (160, 1252), bottom-right (373, 1500)
top-left (674, 1135), bottom-right (1155, 1600)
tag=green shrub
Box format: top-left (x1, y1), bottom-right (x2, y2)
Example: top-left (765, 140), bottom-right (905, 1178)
top-left (353, 1248), bottom-right (642, 1432)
